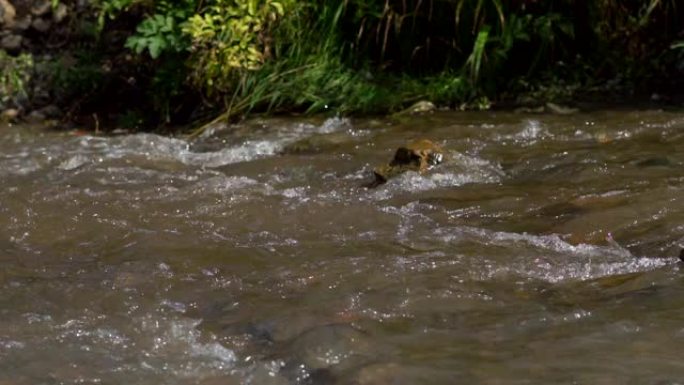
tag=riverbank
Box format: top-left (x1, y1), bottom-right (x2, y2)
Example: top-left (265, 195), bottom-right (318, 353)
top-left (1, 1), bottom-right (683, 131)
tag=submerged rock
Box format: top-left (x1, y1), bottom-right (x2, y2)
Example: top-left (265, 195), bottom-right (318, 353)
top-left (368, 139), bottom-right (445, 187)
top-left (281, 132), bottom-right (350, 155)
top-left (279, 323), bottom-right (376, 374)
top-left (635, 156), bottom-right (671, 168)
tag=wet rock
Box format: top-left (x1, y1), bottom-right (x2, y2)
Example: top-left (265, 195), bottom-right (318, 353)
top-left (31, 17), bottom-right (50, 33)
top-left (395, 100), bottom-right (436, 116)
top-left (244, 313), bottom-right (333, 344)
top-left (0, 0), bottom-right (16, 26)
top-left (1, 108), bottom-right (19, 122)
top-left (516, 103), bottom-right (579, 115)
top-left (636, 156), bottom-right (671, 168)
top-left (353, 363), bottom-right (407, 385)
top-left (196, 375), bottom-right (242, 385)
top-left (25, 109), bottom-right (45, 123)
top-left (52, 3), bottom-right (67, 23)
top-left (281, 132), bottom-right (350, 155)
top-left (0, 33), bottom-right (21, 51)
top-left (30, 0), bottom-right (51, 16)
top-left (283, 324), bottom-right (375, 371)
top-left (537, 201), bottom-right (584, 219)
top-left (245, 364), bottom-right (290, 385)
top-left (545, 102), bottom-right (578, 115)
top-left (514, 105), bottom-right (545, 114)
top-left (38, 104), bottom-right (61, 118)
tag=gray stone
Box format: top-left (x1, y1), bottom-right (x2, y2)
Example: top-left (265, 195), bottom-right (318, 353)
top-left (31, 17), bottom-right (50, 32)
top-left (395, 100), bottom-right (436, 116)
top-left (0, 34), bottom-right (22, 51)
top-left (39, 104), bottom-right (61, 118)
top-left (25, 110), bottom-right (45, 123)
top-left (0, 0), bottom-right (16, 26)
top-left (31, 0), bottom-right (51, 16)
top-left (53, 3), bottom-right (67, 23)
top-left (545, 102), bottom-right (578, 115)
top-left (11, 15), bottom-right (31, 31)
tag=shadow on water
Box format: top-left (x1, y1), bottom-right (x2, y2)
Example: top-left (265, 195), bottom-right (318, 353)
top-left (1, 110), bottom-right (684, 384)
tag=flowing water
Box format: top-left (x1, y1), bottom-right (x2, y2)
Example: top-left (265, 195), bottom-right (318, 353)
top-left (1, 110), bottom-right (684, 384)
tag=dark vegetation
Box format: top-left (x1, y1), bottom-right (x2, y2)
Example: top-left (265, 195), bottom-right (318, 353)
top-left (1, 0), bottom-right (684, 130)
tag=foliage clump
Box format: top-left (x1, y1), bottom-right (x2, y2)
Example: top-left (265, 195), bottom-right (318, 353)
top-left (4, 0), bottom-right (684, 128)
top-left (0, 51), bottom-right (33, 110)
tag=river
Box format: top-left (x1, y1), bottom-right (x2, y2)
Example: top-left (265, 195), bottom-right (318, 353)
top-left (1, 110), bottom-right (684, 384)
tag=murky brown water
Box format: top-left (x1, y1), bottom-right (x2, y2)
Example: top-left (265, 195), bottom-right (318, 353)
top-left (1, 110), bottom-right (684, 384)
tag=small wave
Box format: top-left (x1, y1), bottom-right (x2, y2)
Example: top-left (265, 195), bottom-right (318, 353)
top-left (180, 140), bottom-right (282, 167)
top-left (516, 119), bottom-right (550, 141)
top-left (57, 154), bottom-right (90, 171)
top-left (429, 226), bottom-right (674, 282)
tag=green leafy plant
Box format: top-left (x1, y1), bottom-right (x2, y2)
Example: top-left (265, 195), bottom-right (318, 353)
top-left (125, 0), bottom-right (196, 59)
top-left (92, 0), bottom-right (136, 31)
top-left (0, 51), bottom-right (34, 108)
top-left (125, 14), bottom-right (189, 58)
top-left (183, 0), bottom-right (295, 91)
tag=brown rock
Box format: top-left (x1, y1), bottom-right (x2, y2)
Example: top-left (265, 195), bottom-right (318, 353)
top-left (1, 108), bottom-right (20, 122)
top-left (0, 0), bottom-right (16, 26)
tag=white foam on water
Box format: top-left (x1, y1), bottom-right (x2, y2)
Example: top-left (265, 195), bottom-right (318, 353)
top-left (131, 315), bottom-right (238, 379)
top-left (492, 119), bottom-right (552, 145)
top-left (432, 226), bottom-right (673, 282)
top-left (109, 118), bottom-right (352, 168)
top-left (57, 154), bottom-right (90, 170)
top-left (186, 175), bottom-right (261, 195)
top-left (181, 140), bottom-right (282, 167)
top-left (516, 119), bottom-right (550, 141)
